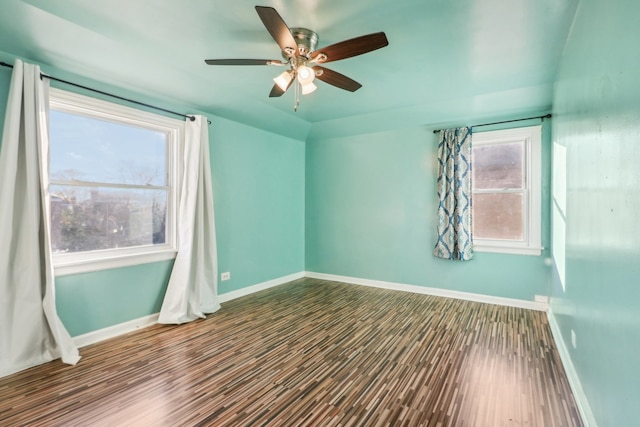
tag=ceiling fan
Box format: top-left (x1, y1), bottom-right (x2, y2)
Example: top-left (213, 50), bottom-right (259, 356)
top-left (204, 6), bottom-right (389, 109)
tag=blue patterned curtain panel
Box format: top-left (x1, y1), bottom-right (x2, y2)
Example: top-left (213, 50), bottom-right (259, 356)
top-left (433, 127), bottom-right (473, 261)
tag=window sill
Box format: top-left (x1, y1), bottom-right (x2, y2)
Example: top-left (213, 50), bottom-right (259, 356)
top-left (473, 244), bottom-right (543, 256)
top-left (54, 250), bottom-right (177, 277)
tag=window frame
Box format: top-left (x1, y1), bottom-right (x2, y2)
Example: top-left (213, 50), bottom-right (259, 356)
top-left (471, 125), bottom-right (542, 256)
top-left (48, 88), bottom-right (183, 276)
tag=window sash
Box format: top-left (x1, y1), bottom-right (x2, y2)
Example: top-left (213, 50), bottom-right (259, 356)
top-left (472, 189), bottom-right (528, 242)
top-left (48, 88), bottom-right (182, 275)
top-left (472, 140), bottom-right (525, 191)
top-left (471, 125), bottom-right (542, 256)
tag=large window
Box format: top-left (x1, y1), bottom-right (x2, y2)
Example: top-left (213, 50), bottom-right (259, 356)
top-left (471, 125), bottom-right (542, 255)
top-left (49, 88), bottom-right (183, 275)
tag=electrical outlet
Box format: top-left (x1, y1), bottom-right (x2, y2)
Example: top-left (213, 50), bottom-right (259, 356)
top-left (571, 329), bottom-right (577, 349)
top-left (221, 272), bottom-right (230, 281)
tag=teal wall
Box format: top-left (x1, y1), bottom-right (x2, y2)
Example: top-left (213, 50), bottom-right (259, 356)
top-left (212, 117), bottom-right (305, 295)
top-left (550, 0), bottom-right (640, 425)
top-left (0, 53), bottom-right (306, 337)
top-left (0, 65), bottom-right (10, 155)
top-left (306, 118), bottom-right (552, 301)
top-left (56, 262), bottom-right (174, 336)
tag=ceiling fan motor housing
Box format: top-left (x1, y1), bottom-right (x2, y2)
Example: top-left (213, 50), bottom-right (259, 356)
top-left (287, 27), bottom-right (318, 59)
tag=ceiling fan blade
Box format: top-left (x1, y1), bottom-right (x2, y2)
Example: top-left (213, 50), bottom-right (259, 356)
top-left (310, 32), bottom-right (389, 63)
top-left (313, 66), bottom-right (362, 92)
top-left (269, 79), bottom-right (294, 97)
top-left (255, 6), bottom-right (298, 57)
top-left (205, 59), bottom-right (284, 66)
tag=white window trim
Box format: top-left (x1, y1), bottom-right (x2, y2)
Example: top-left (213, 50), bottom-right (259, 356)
top-left (49, 88), bottom-right (183, 276)
top-left (472, 125), bottom-right (542, 256)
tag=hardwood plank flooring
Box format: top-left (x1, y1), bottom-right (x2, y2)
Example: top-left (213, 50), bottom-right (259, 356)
top-left (0, 278), bottom-right (583, 426)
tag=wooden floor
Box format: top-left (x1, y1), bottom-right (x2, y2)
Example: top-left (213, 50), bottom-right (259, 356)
top-left (0, 278), bottom-right (583, 427)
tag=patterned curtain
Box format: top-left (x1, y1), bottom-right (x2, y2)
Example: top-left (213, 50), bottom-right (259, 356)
top-left (433, 127), bottom-right (473, 260)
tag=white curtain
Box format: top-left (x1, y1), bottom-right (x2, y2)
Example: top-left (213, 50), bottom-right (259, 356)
top-left (158, 115), bottom-right (220, 324)
top-left (0, 60), bottom-right (80, 377)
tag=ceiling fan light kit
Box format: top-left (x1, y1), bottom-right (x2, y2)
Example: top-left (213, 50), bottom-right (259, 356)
top-left (300, 81), bottom-right (317, 95)
top-left (205, 6), bottom-right (389, 111)
top-left (273, 70), bottom-right (293, 91)
top-left (296, 65), bottom-right (315, 85)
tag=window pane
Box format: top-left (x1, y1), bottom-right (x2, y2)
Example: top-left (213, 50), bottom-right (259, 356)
top-left (473, 193), bottom-right (523, 240)
top-left (49, 110), bottom-right (167, 186)
top-left (50, 185), bottom-right (167, 253)
top-left (473, 142), bottom-right (523, 190)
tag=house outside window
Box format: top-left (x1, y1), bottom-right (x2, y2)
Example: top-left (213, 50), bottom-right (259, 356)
top-left (48, 88), bottom-right (182, 275)
top-left (471, 125), bottom-right (542, 255)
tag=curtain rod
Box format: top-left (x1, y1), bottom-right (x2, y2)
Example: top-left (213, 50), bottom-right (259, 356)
top-left (432, 113), bottom-right (551, 134)
top-left (0, 61), bottom-right (209, 124)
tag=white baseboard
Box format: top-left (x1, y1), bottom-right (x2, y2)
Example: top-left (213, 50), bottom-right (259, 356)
top-left (304, 271), bottom-right (549, 311)
top-left (73, 313), bottom-right (159, 348)
top-left (71, 271), bottom-right (306, 348)
top-left (218, 271), bottom-right (305, 303)
top-left (547, 310), bottom-right (597, 427)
